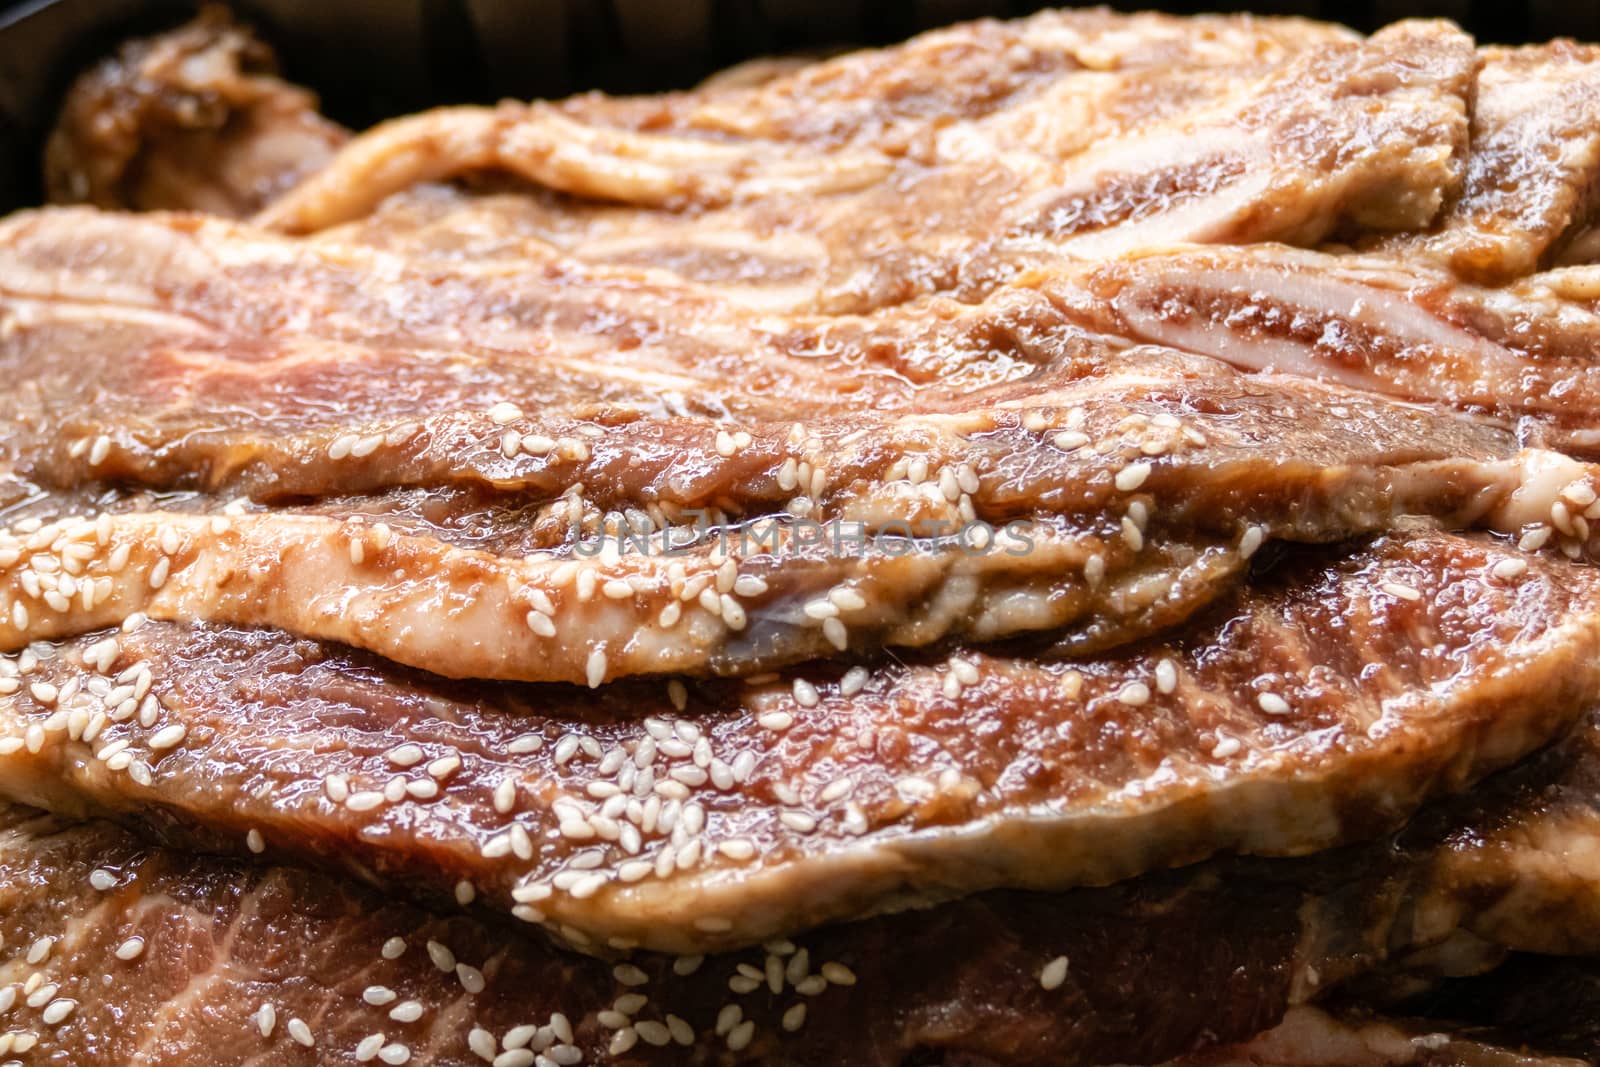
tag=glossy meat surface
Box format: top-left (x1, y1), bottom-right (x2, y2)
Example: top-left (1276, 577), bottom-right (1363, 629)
top-left (2, 529), bottom-right (1598, 953)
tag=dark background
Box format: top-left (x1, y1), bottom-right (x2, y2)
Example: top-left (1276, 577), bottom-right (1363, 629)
top-left (1, 0), bottom-right (1595, 211)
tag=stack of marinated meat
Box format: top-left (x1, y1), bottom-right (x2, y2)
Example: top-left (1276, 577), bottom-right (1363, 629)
top-left (6, 7), bottom-right (1600, 1063)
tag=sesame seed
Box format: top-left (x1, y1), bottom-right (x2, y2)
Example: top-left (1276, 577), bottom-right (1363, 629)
top-left (89, 868), bottom-right (117, 891)
top-left (1381, 581), bottom-right (1422, 602)
top-left (758, 710), bottom-right (794, 732)
top-left (1212, 736), bottom-right (1242, 759)
top-left (727, 1020), bottom-right (756, 1051)
top-left (1257, 692), bottom-right (1291, 716)
top-left (346, 791), bottom-right (385, 812)
top-left (792, 678), bottom-right (819, 707)
top-left (456, 963), bottom-right (486, 994)
top-left (1121, 515), bottom-right (1145, 552)
top-left (115, 936), bottom-right (145, 961)
top-left (782, 1003), bottom-right (808, 1032)
top-left (364, 986), bottom-right (397, 1006)
top-left (287, 1017), bottom-right (314, 1047)
top-left (488, 402), bottom-right (524, 425)
top-left (821, 961), bottom-right (857, 986)
top-left (246, 828), bottom-right (265, 854)
top-left (378, 1044), bottom-right (412, 1065)
top-left (256, 1003), bottom-right (276, 1037)
top-left (387, 744), bottom-right (424, 768)
top-left (1155, 658), bottom-right (1178, 695)
top-left (41, 998), bottom-right (76, 1025)
top-left (780, 811), bottom-right (818, 832)
top-left (493, 1052), bottom-right (535, 1067)
top-left (1115, 462), bottom-right (1152, 492)
top-left (356, 1034), bottom-right (385, 1061)
top-left (1040, 955), bottom-right (1069, 990)
top-left (1116, 681), bottom-right (1150, 707)
top-left (468, 1028), bottom-right (497, 1061)
top-left (381, 937), bottom-right (406, 960)
top-left (1492, 558), bottom-right (1528, 581)
top-left (613, 963), bottom-right (649, 986)
top-left (586, 649), bottom-right (608, 688)
top-left (1240, 524), bottom-right (1266, 558)
top-left (455, 879), bottom-right (476, 906)
top-left (608, 1029), bottom-right (639, 1055)
top-left (425, 940), bottom-right (455, 972)
top-left (493, 776), bottom-right (517, 814)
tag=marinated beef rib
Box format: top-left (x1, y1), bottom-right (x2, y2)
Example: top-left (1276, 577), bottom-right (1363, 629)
top-left (0, 805), bottom-right (1393, 1067)
top-left (43, 6), bottom-right (346, 216)
top-left (1053, 246), bottom-right (1600, 454)
top-left (3, 528), bottom-right (1598, 953)
top-left (253, 19), bottom-right (1473, 304)
top-left (1362, 42), bottom-right (1600, 284)
top-left (15, 207), bottom-right (1593, 682)
top-left (10, 703), bottom-right (1600, 1066)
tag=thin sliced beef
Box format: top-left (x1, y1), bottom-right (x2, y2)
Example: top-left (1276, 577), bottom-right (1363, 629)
top-left (254, 20), bottom-right (1473, 299)
top-left (1053, 246), bottom-right (1600, 455)
top-left (2, 529), bottom-right (1598, 953)
top-left (9, 706), bottom-right (1600, 1064)
top-left (1362, 42), bottom-right (1600, 284)
top-left (15, 207), bottom-right (1594, 681)
top-left (0, 805), bottom-right (1371, 1066)
top-left (43, 6), bottom-right (346, 216)
top-left (1170, 1004), bottom-right (1590, 1067)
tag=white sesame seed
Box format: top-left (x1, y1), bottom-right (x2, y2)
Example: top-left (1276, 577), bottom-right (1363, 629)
top-left (363, 985), bottom-right (397, 1006)
top-left (246, 828), bottom-right (265, 854)
top-left (356, 1033), bottom-right (386, 1061)
top-left (381, 937), bottom-right (406, 960)
top-left (758, 710), bottom-right (794, 732)
top-left (586, 649), bottom-right (607, 688)
top-left (388, 1001), bottom-right (424, 1023)
top-left (488, 402), bottom-right (524, 425)
top-left (1115, 462), bottom-right (1152, 492)
top-left (89, 868), bottom-right (117, 891)
top-left (493, 776), bottom-right (517, 814)
top-left (256, 1003), bottom-right (277, 1037)
top-left (346, 791), bottom-right (386, 812)
top-left (1155, 658), bottom-right (1178, 695)
top-left (287, 1017), bottom-right (314, 1047)
top-left (41, 998), bottom-right (76, 1025)
top-left (1257, 692), bottom-right (1291, 716)
top-left (1381, 581), bottom-right (1422, 602)
top-left (1040, 955), bottom-right (1069, 990)
top-left (427, 754), bottom-right (461, 778)
top-left (148, 723), bottom-right (186, 751)
top-left (821, 961), bottom-right (857, 986)
top-left (378, 1044), bottom-right (412, 1065)
top-left (1212, 736), bottom-right (1242, 759)
top-left (496, 1022), bottom-right (534, 1050)
top-left (727, 1019), bottom-right (756, 1051)
top-left (115, 936), bottom-right (145, 961)
top-left (1492, 558), bottom-right (1528, 581)
top-left (614, 963), bottom-right (649, 987)
top-left (782, 1003), bottom-right (807, 1032)
top-left (425, 940), bottom-right (455, 972)
top-left (792, 678), bottom-right (819, 707)
top-left (492, 1051), bottom-right (535, 1067)
top-left (1116, 681), bottom-right (1150, 707)
top-left (468, 1028), bottom-right (497, 1061)
top-left (456, 963), bottom-right (486, 994)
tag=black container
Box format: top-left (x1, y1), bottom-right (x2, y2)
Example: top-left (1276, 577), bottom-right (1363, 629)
top-left (4, 0), bottom-right (1600, 213)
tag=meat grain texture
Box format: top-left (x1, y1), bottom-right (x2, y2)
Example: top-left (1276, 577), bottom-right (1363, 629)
top-left (7, 6), bottom-right (1600, 1066)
